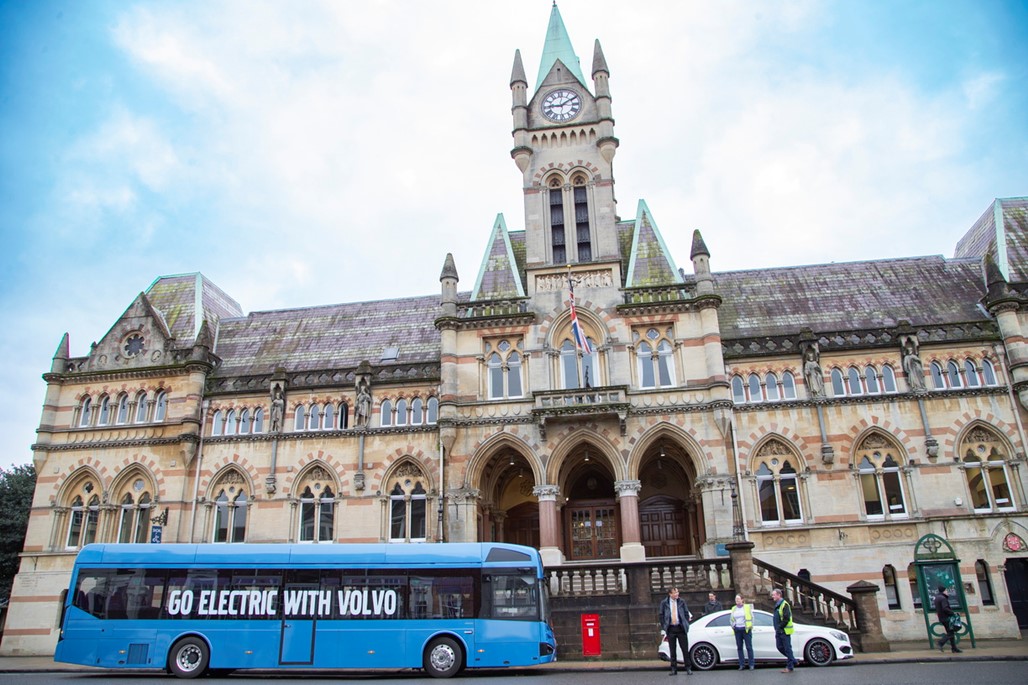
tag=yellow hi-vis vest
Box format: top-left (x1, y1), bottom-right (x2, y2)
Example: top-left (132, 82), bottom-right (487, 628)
top-left (776, 600), bottom-right (795, 635)
top-left (734, 603), bottom-right (753, 631)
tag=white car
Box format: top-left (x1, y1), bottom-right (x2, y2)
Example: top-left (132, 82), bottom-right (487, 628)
top-left (658, 609), bottom-right (854, 669)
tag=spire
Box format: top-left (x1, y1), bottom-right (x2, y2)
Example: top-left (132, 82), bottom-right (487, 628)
top-left (510, 49), bottom-right (527, 86)
top-left (51, 332), bottom-right (69, 373)
top-left (472, 214), bottom-right (525, 301)
top-left (591, 39), bottom-right (608, 76)
top-left (690, 229), bottom-right (710, 259)
top-left (625, 200), bottom-right (683, 287)
top-left (535, 2), bottom-right (586, 91)
top-left (440, 253), bottom-right (459, 282)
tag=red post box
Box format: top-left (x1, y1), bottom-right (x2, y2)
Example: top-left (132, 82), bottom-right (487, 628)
top-left (581, 613), bottom-right (601, 656)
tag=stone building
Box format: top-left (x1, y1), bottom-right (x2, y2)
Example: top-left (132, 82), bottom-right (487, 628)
top-left (3, 4), bottom-right (1027, 656)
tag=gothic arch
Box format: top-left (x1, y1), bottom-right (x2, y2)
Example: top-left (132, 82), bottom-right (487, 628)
top-left (627, 422), bottom-right (706, 480)
top-left (546, 428), bottom-right (624, 485)
top-left (750, 434), bottom-right (806, 470)
top-left (848, 428), bottom-right (907, 465)
top-left (543, 306), bottom-right (606, 350)
top-left (204, 465), bottom-right (254, 501)
top-left (369, 448), bottom-right (437, 494)
top-left (110, 455), bottom-right (166, 500)
top-left (381, 456), bottom-right (436, 495)
top-left (109, 463), bottom-right (157, 499)
top-left (291, 460), bottom-right (340, 495)
top-left (55, 466), bottom-right (104, 506)
top-left (282, 453), bottom-right (346, 495)
top-left (844, 420), bottom-right (916, 465)
top-left (199, 455), bottom-right (261, 496)
top-left (465, 432), bottom-right (541, 490)
top-left (953, 420), bottom-right (1017, 456)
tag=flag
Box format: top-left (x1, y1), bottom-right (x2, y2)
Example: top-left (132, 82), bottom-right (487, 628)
top-left (568, 274), bottom-right (593, 354)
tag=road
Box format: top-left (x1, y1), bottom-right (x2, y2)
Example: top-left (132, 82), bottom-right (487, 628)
top-left (0, 662), bottom-right (1024, 684)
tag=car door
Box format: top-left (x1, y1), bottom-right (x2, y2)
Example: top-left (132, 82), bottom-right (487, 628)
top-left (750, 611), bottom-right (780, 661)
top-left (698, 613), bottom-right (736, 660)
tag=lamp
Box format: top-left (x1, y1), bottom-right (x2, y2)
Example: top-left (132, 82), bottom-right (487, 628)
top-left (658, 443), bottom-right (665, 470)
top-left (508, 454), bottom-right (515, 467)
top-left (584, 450), bottom-right (591, 463)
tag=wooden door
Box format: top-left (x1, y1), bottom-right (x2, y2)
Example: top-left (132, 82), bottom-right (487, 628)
top-left (640, 496), bottom-right (689, 557)
top-left (564, 500), bottom-right (619, 560)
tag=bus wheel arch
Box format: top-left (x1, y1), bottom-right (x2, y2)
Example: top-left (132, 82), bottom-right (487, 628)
top-left (423, 634), bottom-right (464, 678)
top-left (167, 634), bottom-right (211, 679)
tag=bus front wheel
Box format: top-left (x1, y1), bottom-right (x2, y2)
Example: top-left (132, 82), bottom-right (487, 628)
top-left (424, 636), bottom-right (463, 678)
top-left (168, 636), bottom-right (209, 679)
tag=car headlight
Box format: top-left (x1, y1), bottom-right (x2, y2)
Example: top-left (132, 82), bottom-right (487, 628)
top-left (830, 631), bottom-right (847, 642)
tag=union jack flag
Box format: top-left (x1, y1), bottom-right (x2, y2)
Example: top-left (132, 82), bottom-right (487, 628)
top-left (568, 274), bottom-right (593, 355)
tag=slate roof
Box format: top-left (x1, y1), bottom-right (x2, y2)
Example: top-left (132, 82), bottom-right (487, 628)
top-left (146, 273), bottom-right (243, 343)
top-left (625, 200), bottom-right (682, 287)
top-left (472, 215), bottom-right (525, 300)
top-left (954, 197), bottom-right (1028, 284)
top-left (714, 256), bottom-right (989, 340)
top-left (210, 294), bottom-right (442, 378)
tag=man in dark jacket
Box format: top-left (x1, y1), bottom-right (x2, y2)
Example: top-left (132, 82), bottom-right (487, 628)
top-left (659, 587), bottom-right (692, 675)
top-left (772, 588), bottom-right (797, 673)
top-left (703, 592), bottom-right (723, 614)
top-left (933, 585), bottom-right (962, 653)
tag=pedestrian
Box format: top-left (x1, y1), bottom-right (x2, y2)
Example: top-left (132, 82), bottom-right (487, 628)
top-left (731, 593), bottom-right (755, 670)
top-left (703, 592), bottom-right (723, 615)
top-left (659, 587), bottom-right (692, 675)
top-left (771, 588), bottom-right (797, 673)
top-left (933, 585), bottom-right (963, 653)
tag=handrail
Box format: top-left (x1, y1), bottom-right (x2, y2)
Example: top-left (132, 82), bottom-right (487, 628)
top-left (752, 558), bottom-right (858, 633)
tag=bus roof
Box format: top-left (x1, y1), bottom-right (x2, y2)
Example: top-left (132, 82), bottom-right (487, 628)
top-left (72, 542), bottom-right (541, 569)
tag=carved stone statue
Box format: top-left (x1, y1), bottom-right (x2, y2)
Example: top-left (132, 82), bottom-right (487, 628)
top-left (902, 338), bottom-right (925, 392)
top-left (270, 383), bottom-right (285, 432)
top-left (355, 376), bottom-right (372, 427)
top-left (803, 345), bottom-right (825, 398)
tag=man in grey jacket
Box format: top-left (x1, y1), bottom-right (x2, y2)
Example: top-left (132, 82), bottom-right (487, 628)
top-left (659, 587), bottom-right (692, 675)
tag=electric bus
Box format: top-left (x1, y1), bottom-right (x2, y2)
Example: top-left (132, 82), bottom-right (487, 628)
top-left (55, 542), bottom-right (556, 678)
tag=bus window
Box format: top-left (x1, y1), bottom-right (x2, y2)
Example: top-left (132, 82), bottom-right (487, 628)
top-left (409, 573), bottom-right (475, 619)
top-left (483, 573), bottom-right (539, 620)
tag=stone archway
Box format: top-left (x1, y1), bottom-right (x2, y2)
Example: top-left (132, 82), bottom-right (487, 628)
top-left (636, 440), bottom-right (701, 557)
top-left (477, 449), bottom-right (538, 545)
top-left (559, 447), bottom-right (620, 561)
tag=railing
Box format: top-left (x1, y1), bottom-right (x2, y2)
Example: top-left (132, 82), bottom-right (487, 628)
top-left (753, 558), bottom-right (858, 633)
top-left (535, 388), bottom-right (626, 410)
top-left (622, 285), bottom-right (694, 305)
top-left (545, 558), bottom-right (732, 599)
top-left (457, 298), bottom-right (529, 318)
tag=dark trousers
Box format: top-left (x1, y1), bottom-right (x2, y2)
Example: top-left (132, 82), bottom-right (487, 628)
top-left (667, 624), bottom-right (690, 672)
top-left (776, 632), bottom-right (796, 670)
top-left (938, 624), bottom-right (958, 650)
top-left (734, 627), bottom-right (755, 669)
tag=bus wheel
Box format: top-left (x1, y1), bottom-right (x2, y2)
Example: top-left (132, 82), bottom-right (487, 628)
top-left (424, 636), bottom-right (463, 678)
top-left (168, 636), bottom-right (210, 679)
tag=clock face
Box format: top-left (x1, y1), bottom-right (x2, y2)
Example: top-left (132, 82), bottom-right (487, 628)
top-left (541, 88), bottom-right (582, 122)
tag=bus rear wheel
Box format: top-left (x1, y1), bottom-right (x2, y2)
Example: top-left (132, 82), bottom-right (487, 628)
top-left (424, 636), bottom-right (463, 678)
top-left (168, 636), bottom-right (210, 679)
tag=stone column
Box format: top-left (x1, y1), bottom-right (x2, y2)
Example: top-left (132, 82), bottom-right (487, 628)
top-left (847, 580), bottom-right (890, 652)
top-left (533, 484), bottom-right (563, 567)
top-left (447, 487), bottom-right (480, 543)
top-left (726, 541), bottom-right (756, 603)
top-left (615, 479), bottom-right (645, 562)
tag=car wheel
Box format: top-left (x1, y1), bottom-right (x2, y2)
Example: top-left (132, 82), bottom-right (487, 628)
top-left (424, 636), bottom-right (463, 678)
top-left (804, 637), bottom-right (834, 666)
top-left (690, 642), bottom-right (718, 671)
top-left (167, 636), bottom-right (209, 679)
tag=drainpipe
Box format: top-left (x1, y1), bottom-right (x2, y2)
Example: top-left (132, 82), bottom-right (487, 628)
top-left (188, 400), bottom-right (210, 543)
top-left (437, 438), bottom-right (445, 542)
top-left (729, 419), bottom-right (749, 540)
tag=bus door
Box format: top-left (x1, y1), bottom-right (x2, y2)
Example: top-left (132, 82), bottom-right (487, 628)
top-left (279, 574), bottom-right (320, 665)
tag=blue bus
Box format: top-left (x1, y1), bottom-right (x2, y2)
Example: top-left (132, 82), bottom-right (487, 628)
top-left (55, 542), bottom-right (556, 678)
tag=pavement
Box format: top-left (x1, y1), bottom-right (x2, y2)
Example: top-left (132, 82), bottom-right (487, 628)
top-left (0, 637), bottom-right (1024, 674)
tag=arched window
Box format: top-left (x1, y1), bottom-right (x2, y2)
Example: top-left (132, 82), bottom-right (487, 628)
top-left (153, 391), bottom-right (168, 422)
top-left (66, 494), bottom-right (101, 548)
top-left (830, 368), bottom-right (845, 396)
top-left (211, 410), bottom-right (225, 436)
top-left (309, 404), bottom-right (322, 431)
top-left (116, 476), bottom-right (153, 544)
top-left (426, 397), bottom-right (438, 425)
top-left (907, 563), bottom-right (923, 609)
top-left (881, 365), bottom-right (897, 392)
top-left (747, 374), bottom-right (762, 402)
top-left (882, 565), bottom-right (900, 610)
top-left (78, 397), bottom-right (93, 427)
top-left (380, 400), bottom-right (393, 427)
top-left (411, 398), bottom-right (424, 425)
top-left (961, 427), bottom-right (1016, 511)
top-left (846, 367), bottom-right (862, 395)
top-left (764, 373), bottom-right (780, 401)
top-left (297, 465), bottom-right (335, 543)
top-left (782, 372), bottom-right (796, 399)
top-left (930, 361), bottom-right (946, 389)
top-left (854, 433), bottom-right (908, 519)
top-left (239, 409), bottom-right (252, 434)
top-left (636, 328), bottom-right (675, 389)
top-left (224, 409), bottom-right (237, 436)
top-left (964, 359), bottom-right (980, 387)
top-left (731, 376), bottom-right (746, 403)
top-left (294, 404), bottom-right (307, 431)
top-left (395, 399), bottom-right (408, 426)
top-left (115, 394), bottom-right (130, 424)
top-left (253, 408), bottom-right (265, 433)
top-left (572, 174), bottom-right (592, 262)
top-left (946, 360), bottom-right (962, 388)
top-left (134, 392), bottom-right (148, 423)
top-left (388, 464), bottom-right (429, 542)
top-left (864, 367), bottom-right (880, 394)
top-left (752, 441), bottom-right (803, 526)
top-left (211, 471), bottom-right (248, 543)
top-left (982, 359), bottom-right (997, 385)
top-left (338, 403), bottom-right (348, 429)
top-left (548, 177), bottom-right (567, 264)
top-left (322, 403), bottom-right (335, 430)
top-left (975, 560), bottom-right (995, 606)
top-left (97, 395), bottom-right (111, 426)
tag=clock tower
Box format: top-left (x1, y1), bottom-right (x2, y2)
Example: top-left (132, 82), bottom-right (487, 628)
top-left (511, 3), bottom-right (619, 269)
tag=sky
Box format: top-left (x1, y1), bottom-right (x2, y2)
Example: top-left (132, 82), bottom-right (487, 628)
top-left (1, 0), bottom-right (1027, 470)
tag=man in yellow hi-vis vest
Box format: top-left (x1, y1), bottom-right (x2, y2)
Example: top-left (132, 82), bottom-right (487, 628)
top-left (731, 594), bottom-right (755, 670)
top-left (772, 588), bottom-right (797, 673)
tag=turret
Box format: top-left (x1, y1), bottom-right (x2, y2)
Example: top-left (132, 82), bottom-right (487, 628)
top-left (440, 252), bottom-right (459, 317)
top-left (510, 49), bottom-right (531, 173)
top-left (592, 39), bottom-right (618, 164)
top-left (51, 332), bottom-right (69, 374)
top-left (691, 230), bottom-right (713, 295)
